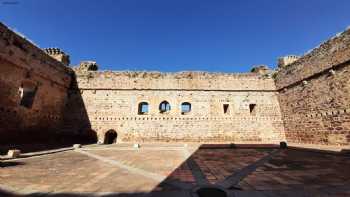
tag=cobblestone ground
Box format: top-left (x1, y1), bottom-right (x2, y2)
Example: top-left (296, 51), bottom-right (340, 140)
top-left (0, 144), bottom-right (350, 197)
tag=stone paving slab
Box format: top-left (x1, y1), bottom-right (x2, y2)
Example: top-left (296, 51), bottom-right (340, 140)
top-left (0, 151), bottom-right (159, 194)
top-left (193, 148), bottom-right (272, 184)
top-left (85, 149), bottom-right (185, 176)
top-left (1, 145), bottom-right (350, 196)
top-left (240, 149), bottom-right (350, 192)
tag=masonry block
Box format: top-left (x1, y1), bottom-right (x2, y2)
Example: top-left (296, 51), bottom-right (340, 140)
top-left (7, 149), bottom-right (21, 158)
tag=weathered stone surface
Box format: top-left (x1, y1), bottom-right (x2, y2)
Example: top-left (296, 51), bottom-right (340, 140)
top-left (0, 22), bottom-right (73, 144)
top-left (65, 70), bottom-right (285, 144)
top-left (277, 55), bottom-right (300, 68)
top-left (1, 145), bottom-right (349, 195)
top-left (43, 47), bottom-right (70, 66)
top-left (73, 144), bottom-right (82, 149)
top-left (7, 149), bottom-right (21, 158)
top-left (275, 28), bottom-right (350, 146)
top-left (0, 21), bottom-right (349, 148)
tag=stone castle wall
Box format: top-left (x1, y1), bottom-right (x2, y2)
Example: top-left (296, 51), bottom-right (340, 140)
top-left (275, 29), bottom-right (350, 146)
top-left (2, 21), bottom-right (350, 148)
top-left (0, 23), bottom-right (73, 143)
top-left (67, 70), bottom-right (285, 144)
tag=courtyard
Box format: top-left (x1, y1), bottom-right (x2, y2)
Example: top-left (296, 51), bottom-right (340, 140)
top-left (1, 144), bottom-right (350, 197)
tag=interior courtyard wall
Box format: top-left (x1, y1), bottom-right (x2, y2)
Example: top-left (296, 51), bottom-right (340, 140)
top-left (0, 23), bottom-right (72, 143)
top-left (275, 29), bottom-right (350, 146)
top-left (69, 71), bottom-right (285, 143)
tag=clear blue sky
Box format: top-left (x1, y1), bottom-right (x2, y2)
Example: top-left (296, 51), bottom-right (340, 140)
top-left (1, 0), bottom-right (350, 72)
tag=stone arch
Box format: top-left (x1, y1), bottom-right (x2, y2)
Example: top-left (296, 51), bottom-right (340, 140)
top-left (159, 100), bottom-right (171, 113)
top-left (104, 129), bottom-right (118, 144)
top-left (138, 102), bottom-right (149, 115)
top-left (181, 102), bottom-right (191, 114)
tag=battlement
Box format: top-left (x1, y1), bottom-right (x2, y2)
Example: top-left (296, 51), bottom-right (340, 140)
top-left (44, 47), bottom-right (70, 66)
top-left (74, 63), bottom-right (272, 79)
top-left (73, 69), bottom-right (276, 91)
top-left (74, 61), bottom-right (99, 72)
top-left (277, 55), bottom-right (300, 68)
top-left (275, 27), bottom-right (350, 89)
top-left (0, 22), bottom-right (72, 87)
top-left (250, 65), bottom-right (272, 75)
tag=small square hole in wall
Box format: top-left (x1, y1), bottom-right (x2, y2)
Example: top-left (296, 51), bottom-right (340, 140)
top-left (249, 104), bottom-right (256, 115)
top-left (223, 104), bottom-right (229, 114)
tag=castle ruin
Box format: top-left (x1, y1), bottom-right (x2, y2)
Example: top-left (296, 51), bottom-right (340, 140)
top-left (0, 22), bottom-right (349, 149)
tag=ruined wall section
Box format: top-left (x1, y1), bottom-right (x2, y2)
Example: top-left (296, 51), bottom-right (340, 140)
top-left (71, 70), bottom-right (285, 144)
top-left (0, 23), bottom-right (72, 143)
top-left (76, 71), bottom-right (275, 91)
top-left (275, 28), bottom-right (350, 146)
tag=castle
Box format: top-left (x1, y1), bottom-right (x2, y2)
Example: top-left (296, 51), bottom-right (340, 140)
top-left (1, 22), bottom-right (349, 149)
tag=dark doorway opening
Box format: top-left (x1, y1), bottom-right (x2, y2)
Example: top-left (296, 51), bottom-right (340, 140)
top-left (104, 130), bottom-right (117, 144)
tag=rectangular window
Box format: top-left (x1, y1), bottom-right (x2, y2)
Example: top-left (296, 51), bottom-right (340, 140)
top-left (223, 104), bottom-right (229, 114)
top-left (138, 102), bottom-right (149, 115)
top-left (19, 87), bottom-right (37, 108)
top-left (249, 104), bottom-right (256, 115)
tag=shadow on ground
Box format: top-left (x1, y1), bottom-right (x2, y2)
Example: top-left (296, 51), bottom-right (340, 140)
top-left (0, 161), bottom-right (24, 167)
top-left (0, 189), bottom-right (150, 197)
top-left (1, 144), bottom-right (350, 197)
top-left (0, 144), bottom-right (279, 197)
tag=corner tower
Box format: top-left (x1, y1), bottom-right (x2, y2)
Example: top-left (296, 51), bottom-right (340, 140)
top-left (44, 47), bottom-right (70, 66)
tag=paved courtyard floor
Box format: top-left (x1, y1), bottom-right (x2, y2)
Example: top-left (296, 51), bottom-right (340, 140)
top-left (0, 144), bottom-right (350, 197)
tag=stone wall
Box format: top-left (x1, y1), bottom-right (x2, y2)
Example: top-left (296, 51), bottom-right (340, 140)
top-left (275, 28), bottom-right (350, 146)
top-left (68, 69), bottom-right (285, 144)
top-left (5, 21), bottom-right (350, 147)
top-left (0, 22), bottom-right (73, 144)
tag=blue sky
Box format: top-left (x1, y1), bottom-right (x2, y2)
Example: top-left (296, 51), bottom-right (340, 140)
top-left (1, 0), bottom-right (350, 72)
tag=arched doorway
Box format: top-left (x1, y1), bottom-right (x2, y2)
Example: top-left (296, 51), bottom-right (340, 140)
top-left (104, 130), bottom-right (117, 144)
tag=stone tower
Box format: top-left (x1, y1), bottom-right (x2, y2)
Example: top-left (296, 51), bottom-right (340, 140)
top-left (44, 48), bottom-right (70, 66)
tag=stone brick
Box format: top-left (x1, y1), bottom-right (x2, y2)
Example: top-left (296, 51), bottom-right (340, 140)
top-left (7, 149), bottom-right (21, 158)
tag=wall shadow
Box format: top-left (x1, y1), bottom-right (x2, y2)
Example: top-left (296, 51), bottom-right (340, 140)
top-left (0, 72), bottom-right (97, 155)
top-left (0, 189), bottom-right (148, 197)
top-left (60, 72), bottom-right (98, 145)
top-left (0, 161), bottom-right (24, 168)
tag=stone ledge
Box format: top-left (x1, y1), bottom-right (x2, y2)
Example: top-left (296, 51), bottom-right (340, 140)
top-left (288, 142), bottom-right (350, 154)
top-left (0, 147), bottom-right (74, 161)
